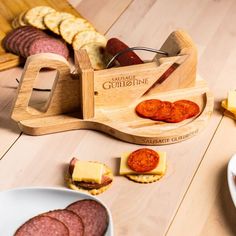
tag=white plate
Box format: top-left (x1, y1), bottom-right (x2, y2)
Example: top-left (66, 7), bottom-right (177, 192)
top-left (227, 154), bottom-right (236, 207)
top-left (0, 187), bottom-right (114, 236)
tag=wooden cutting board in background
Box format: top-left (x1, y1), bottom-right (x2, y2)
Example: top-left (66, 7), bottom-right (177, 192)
top-left (0, 0), bottom-right (82, 71)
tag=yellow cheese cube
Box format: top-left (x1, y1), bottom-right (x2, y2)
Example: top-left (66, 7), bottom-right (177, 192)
top-left (72, 161), bottom-right (104, 184)
top-left (227, 90), bottom-right (236, 112)
top-left (119, 151), bottom-right (166, 175)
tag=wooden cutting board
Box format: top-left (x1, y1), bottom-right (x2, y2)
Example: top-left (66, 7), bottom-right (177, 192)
top-left (0, 0), bottom-right (81, 71)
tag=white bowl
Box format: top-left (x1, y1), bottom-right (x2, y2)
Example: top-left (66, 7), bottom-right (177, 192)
top-left (0, 187), bottom-right (114, 236)
top-left (227, 154), bottom-right (236, 207)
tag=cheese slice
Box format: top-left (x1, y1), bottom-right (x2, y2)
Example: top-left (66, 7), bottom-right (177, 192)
top-left (119, 151), bottom-right (166, 175)
top-left (72, 161), bottom-right (104, 184)
top-left (227, 90), bottom-right (236, 112)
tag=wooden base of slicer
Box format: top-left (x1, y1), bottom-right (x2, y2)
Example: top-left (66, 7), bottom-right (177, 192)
top-left (11, 30), bottom-right (214, 145)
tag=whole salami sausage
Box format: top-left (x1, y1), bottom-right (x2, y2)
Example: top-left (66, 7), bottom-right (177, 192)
top-left (106, 38), bottom-right (143, 66)
top-left (67, 199), bottom-right (108, 236)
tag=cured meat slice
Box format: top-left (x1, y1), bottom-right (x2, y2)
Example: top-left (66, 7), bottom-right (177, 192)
top-left (43, 209), bottom-right (84, 236)
top-left (11, 27), bottom-right (38, 54)
top-left (174, 100), bottom-right (200, 118)
top-left (67, 199), bottom-right (109, 236)
top-left (14, 215), bottom-right (69, 236)
top-left (23, 34), bottom-right (48, 58)
top-left (164, 103), bottom-right (187, 123)
top-left (27, 37), bottom-right (69, 59)
top-left (76, 175), bottom-right (112, 189)
top-left (127, 148), bottom-right (159, 172)
top-left (3, 26), bottom-right (32, 52)
top-left (151, 101), bottom-right (173, 121)
top-left (135, 99), bottom-right (163, 118)
top-left (69, 157), bottom-right (78, 175)
top-left (16, 30), bottom-right (47, 56)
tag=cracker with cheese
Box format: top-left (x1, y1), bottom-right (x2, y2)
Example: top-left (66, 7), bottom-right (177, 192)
top-left (65, 158), bottom-right (113, 195)
top-left (119, 148), bottom-right (167, 183)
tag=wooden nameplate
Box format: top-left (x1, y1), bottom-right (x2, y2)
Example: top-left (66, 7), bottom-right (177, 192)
top-left (11, 30), bottom-right (214, 145)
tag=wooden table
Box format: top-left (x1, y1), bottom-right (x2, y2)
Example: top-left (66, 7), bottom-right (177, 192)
top-left (1, 0), bottom-right (236, 235)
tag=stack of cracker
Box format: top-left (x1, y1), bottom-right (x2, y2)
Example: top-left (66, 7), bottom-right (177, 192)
top-left (12, 6), bottom-right (108, 69)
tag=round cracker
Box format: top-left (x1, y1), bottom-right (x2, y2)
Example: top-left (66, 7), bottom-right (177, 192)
top-left (25, 6), bottom-right (56, 29)
top-left (126, 173), bottom-right (165, 183)
top-left (44, 11), bottom-right (75, 34)
top-left (65, 163), bottom-right (113, 195)
top-left (59, 17), bottom-right (94, 44)
top-left (72, 30), bottom-right (107, 50)
top-left (11, 17), bottom-right (20, 29)
top-left (18, 10), bottom-right (28, 26)
top-left (81, 42), bottom-right (108, 70)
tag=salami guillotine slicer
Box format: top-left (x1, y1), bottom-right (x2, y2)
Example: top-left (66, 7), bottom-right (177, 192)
top-left (11, 30), bottom-right (214, 145)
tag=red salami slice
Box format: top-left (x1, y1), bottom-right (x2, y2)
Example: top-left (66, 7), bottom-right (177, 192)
top-left (3, 26), bottom-right (32, 52)
top-left (135, 99), bottom-right (163, 118)
top-left (23, 34), bottom-right (48, 58)
top-left (27, 37), bottom-right (69, 59)
top-left (43, 209), bottom-right (84, 236)
top-left (18, 30), bottom-right (47, 57)
top-left (14, 215), bottom-right (69, 236)
top-left (76, 175), bottom-right (112, 190)
top-left (151, 101), bottom-right (173, 121)
top-left (67, 199), bottom-right (109, 236)
top-left (165, 103), bottom-right (187, 123)
top-left (127, 148), bottom-right (159, 172)
top-left (69, 157), bottom-right (78, 175)
top-left (174, 100), bottom-right (200, 118)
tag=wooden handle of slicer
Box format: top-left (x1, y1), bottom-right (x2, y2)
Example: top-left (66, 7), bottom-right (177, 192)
top-left (11, 53), bottom-right (71, 121)
top-left (74, 49), bottom-right (94, 119)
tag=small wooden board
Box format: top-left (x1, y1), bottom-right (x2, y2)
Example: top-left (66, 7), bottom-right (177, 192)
top-left (0, 0), bottom-right (81, 71)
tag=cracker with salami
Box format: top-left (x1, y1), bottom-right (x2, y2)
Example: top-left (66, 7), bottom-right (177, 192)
top-left (65, 158), bottom-right (113, 195)
top-left (119, 148), bottom-right (167, 183)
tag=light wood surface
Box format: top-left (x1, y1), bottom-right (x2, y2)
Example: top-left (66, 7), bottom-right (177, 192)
top-left (0, 0), bottom-right (236, 236)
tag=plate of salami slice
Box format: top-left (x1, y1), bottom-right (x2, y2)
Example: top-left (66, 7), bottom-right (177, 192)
top-left (0, 187), bottom-right (113, 236)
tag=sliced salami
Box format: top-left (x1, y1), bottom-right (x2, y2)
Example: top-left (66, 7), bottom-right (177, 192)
top-left (69, 157), bottom-right (78, 175)
top-left (14, 215), bottom-right (69, 236)
top-left (3, 26), bottom-right (32, 52)
top-left (135, 99), bottom-right (163, 118)
top-left (76, 175), bottom-right (113, 190)
top-left (23, 34), bottom-right (48, 58)
top-left (17, 28), bottom-right (47, 54)
top-left (151, 101), bottom-right (173, 121)
top-left (27, 37), bottom-right (69, 59)
top-left (173, 100), bottom-right (200, 118)
top-left (127, 148), bottom-right (159, 172)
top-left (165, 103), bottom-right (188, 123)
top-left (67, 199), bottom-right (109, 236)
top-left (43, 209), bottom-right (84, 236)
